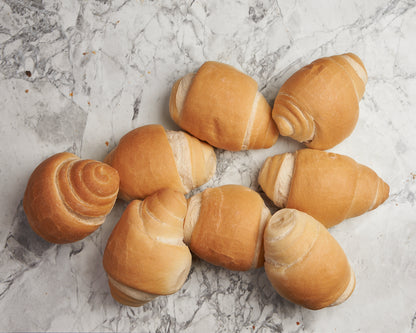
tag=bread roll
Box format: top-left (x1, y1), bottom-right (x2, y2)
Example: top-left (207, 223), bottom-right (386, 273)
top-left (258, 149), bottom-right (389, 228)
top-left (103, 188), bottom-right (192, 307)
top-left (184, 185), bottom-right (271, 271)
top-left (272, 53), bottom-right (367, 149)
top-left (264, 209), bottom-right (355, 310)
top-left (23, 152), bottom-right (119, 243)
top-left (169, 61), bottom-right (279, 151)
top-left (104, 124), bottom-right (216, 201)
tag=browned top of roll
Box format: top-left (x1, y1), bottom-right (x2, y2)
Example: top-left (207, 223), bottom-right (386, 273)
top-left (287, 149), bottom-right (389, 227)
top-left (182, 62), bottom-right (258, 151)
top-left (105, 124), bottom-right (185, 200)
top-left (189, 184), bottom-right (266, 271)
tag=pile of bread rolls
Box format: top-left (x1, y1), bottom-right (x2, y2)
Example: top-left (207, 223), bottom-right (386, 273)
top-left (23, 53), bottom-right (389, 311)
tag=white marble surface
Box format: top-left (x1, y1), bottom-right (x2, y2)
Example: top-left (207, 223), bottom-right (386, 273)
top-left (1, 0), bottom-right (415, 332)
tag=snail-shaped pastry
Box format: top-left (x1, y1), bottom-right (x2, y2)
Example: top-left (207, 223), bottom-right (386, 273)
top-left (23, 152), bottom-right (119, 243)
top-left (272, 53), bottom-right (367, 149)
top-left (103, 188), bottom-right (192, 307)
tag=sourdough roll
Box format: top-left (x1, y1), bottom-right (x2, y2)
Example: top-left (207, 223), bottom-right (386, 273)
top-left (23, 152), bottom-right (119, 243)
top-left (169, 61), bottom-right (279, 151)
top-left (258, 149), bottom-right (389, 228)
top-left (272, 53), bottom-right (367, 149)
top-left (104, 124), bottom-right (216, 201)
top-left (103, 188), bottom-right (192, 307)
top-left (264, 209), bottom-right (355, 310)
top-left (184, 185), bottom-right (271, 271)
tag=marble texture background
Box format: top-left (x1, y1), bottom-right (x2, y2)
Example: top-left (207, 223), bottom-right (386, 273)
top-left (1, 0), bottom-right (415, 332)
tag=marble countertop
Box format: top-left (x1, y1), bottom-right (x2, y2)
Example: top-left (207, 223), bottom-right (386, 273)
top-left (1, 0), bottom-right (415, 332)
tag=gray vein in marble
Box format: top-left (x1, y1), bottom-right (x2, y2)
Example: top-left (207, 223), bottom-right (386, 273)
top-left (0, 201), bottom-right (53, 300)
top-left (131, 96), bottom-right (140, 122)
top-left (6, 201), bottom-right (52, 260)
top-left (411, 312), bottom-right (416, 330)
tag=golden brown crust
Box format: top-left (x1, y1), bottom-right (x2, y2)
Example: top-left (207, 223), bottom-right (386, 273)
top-left (286, 149), bottom-right (389, 227)
top-left (170, 61), bottom-right (278, 151)
top-left (23, 152), bottom-right (119, 244)
top-left (188, 185), bottom-right (269, 271)
top-left (105, 125), bottom-right (216, 201)
top-left (272, 53), bottom-right (367, 149)
top-left (182, 62), bottom-right (257, 150)
top-left (259, 149), bottom-right (389, 228)
top-left (264, 209), bottom-right (355, 310)
top-left (104, 125), bottom-right (186, 201)
top-left (103, 189), bottom-right (192, 305)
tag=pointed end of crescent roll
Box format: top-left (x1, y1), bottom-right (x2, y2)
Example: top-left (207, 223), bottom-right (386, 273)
top-left (373, 178), bottom-right (390, 210)
top-left (346, 164), bottom-right (390, 220)
top-left (242, 92), bottom-right (279, 150)
top-left (108, 277), bottom-right (157, 307)
top-left (169, 73), bottom-right (195, 125)
top-left (340, 53), bottom-right (368, 100)
top-left (330, 266), bottom-right (356, 307)
top-left (258, 153), bottom-right (294, 208)
top-left (342, 53), bottom-right (368, 84)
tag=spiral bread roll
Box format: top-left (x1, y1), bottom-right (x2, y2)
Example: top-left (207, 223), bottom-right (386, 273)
top-left (264, 209), bottom-right (355, 310)
top-left (272, 53), bottom-right (367, 149)
top-left (258, 149), bottom-right (389, 228)
top-left (104, 124), bottom-right (216, 201)
top-left (103, 188), bottom-right (192, 307)
top-left (169, 61), bottom-right (279, 151)
top-left (23, 152), bottom-right (119, 243)
top-left (184, 185), bottom-right (271, 271)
